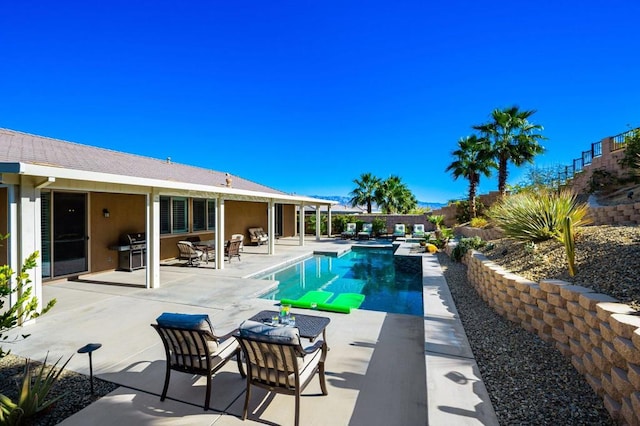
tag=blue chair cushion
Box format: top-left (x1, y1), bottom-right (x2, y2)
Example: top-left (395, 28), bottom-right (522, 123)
top-left (156, 312), bottom-right (214, 334)
top-left (239, 320), bottom-right (300, 345)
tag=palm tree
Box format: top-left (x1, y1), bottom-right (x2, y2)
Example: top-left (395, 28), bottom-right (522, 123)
top-left (349, 173), bottom-right (381, 213)
top-left (375, 175), bottom-right (417, 214)
top-left (445, 135), bottom-right (495, 218)
top-left (473, 106), bottom-right (546, 197)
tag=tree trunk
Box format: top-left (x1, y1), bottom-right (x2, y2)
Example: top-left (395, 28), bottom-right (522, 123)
top-left (498, 157), bottom-right (509, 196)
top-left (469, 178), bottom-right (478, 219)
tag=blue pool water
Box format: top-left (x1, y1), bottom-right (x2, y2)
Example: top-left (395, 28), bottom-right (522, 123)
top-left (258, 247), bottom-right (423, 316)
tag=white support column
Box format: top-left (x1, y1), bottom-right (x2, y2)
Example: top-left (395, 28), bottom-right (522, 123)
top-left (268, 200), bottom-right (275, 254)
top-left (327, 205), bottom-right (332, 238)
top-left (298, 204), bottom-right (305, 246)
top-left (216, 198), bottom-right (225, 269)
top-left (315, 205), bottom-right (321, 241)
top-left (18, 177), bottom-right (43, 314)
top-left (6, 185), bottom-right (19, 307)
top-left (146, 190), bottom-right (161, 289)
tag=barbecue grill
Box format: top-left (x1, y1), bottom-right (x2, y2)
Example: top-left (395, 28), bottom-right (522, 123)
top-left (110, 232), bottom-right (146, 271)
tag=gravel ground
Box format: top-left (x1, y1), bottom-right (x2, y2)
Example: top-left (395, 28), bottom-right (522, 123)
top-left (0, 353), bottom-right (118, 425)
top-left (438, 252), bottom-right (614, 425)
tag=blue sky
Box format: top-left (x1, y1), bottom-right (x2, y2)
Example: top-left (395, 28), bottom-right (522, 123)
top-left (2, 1), bottom-right (639, 203)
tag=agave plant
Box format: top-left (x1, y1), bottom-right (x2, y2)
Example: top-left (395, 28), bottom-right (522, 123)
top-left (0, 353), bottom-right (72, 425)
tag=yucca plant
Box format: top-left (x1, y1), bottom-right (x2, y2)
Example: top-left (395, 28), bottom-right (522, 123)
top-left (488, 189), bottom-right (591, 243)
top-left (0, 353), bottom-right (72, 425)
top-left (488, 189), bottom-right (591, 275)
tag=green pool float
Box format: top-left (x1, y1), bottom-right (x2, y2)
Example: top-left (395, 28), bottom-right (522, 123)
top-left (280, 291), bottom-right (366, 314)
top-left (280, 290), bottom-right (334, 309)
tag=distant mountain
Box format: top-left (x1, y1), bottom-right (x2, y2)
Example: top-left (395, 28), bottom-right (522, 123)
top-left (308, 195), bottom-right (446, 210)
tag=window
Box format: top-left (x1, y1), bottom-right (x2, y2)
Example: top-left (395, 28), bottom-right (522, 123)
top-left (207, 200), bottom-right (216, 230)
top-left (160, 196), bottom-right (215, 234)
top-left (193, 199), bottom-right (206, 231)
top-left (172, 198), bottom-right (188, 233)
top-left (160, 197), bottom-right (171, 234)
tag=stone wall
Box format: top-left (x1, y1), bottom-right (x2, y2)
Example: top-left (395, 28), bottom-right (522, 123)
top-left (456, 248), bottom-right (640, 424)
top-left (588, 203), bottom-right (640, 226)
top-left (454, 225), bottom-right (504, 241)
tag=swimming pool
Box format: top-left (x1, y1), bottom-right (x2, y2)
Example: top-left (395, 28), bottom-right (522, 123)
top-left (258, 247), bottom-right (423, 316)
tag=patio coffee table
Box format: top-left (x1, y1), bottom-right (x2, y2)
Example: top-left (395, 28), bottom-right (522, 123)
top-left (248, 310), bottom-right (330, 343)
top-left (194, 239), bottom-right (218, 264)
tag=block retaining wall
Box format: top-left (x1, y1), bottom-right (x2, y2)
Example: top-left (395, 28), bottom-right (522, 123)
top-left (588, 202), bottom-right (640, 226)
top-left (455, 248), bottom-right (640, 424)
top-left (454, 225), bottom-right (504, 241)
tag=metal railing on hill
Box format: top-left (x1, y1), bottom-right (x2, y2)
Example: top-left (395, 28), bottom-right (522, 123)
top-left (557, 126), bottom-right (637, 185)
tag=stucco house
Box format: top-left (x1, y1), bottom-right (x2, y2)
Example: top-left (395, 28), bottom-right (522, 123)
top-left (0, 128), bottom-right (335, 308)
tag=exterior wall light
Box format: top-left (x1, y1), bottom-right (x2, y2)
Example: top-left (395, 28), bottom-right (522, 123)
top-left (103, 208), bottom-right (110, 218)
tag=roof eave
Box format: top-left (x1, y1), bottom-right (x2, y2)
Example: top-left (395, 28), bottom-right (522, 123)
top-left (0, 162), bottom-right (337, 205)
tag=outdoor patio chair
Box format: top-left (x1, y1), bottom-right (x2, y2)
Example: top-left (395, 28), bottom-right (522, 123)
top-left (177, 241), bottom-right (204, 266)
top-left (341, 222), bottom-right (357, 239)
top-left (248, 227), bottom-right (269, 245)
top-left (358, 223), bottom-right (373, 240)
top-left (231, 233), bottom-right (244, 251)
top-left (151, 313), bottom-right (245, 411)
top-left (225, 238), bottom-right (242, 262)
top-left (392, 224), bottom-right (406, 239)
top-left (412, 224), bottom-right (426, 238)
top-left (234, 320), bottom-right (328, 426)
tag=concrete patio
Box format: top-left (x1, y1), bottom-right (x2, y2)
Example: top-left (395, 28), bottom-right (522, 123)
top-left (5, 237), bottom-right (498, 425)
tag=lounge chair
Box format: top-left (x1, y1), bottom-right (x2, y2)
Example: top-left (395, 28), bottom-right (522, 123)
top-left (392, 224), bottom-right (406, 239)
top-left (248, 227), bottom-right (269, 246)
top-left (151, 313), bottom-right (245, 411)
top-left (235, 319), bottom-right (328, 426)
top-left (341, 222), bottom-right (357, 239)
top-left (176, 241), bottom-right (204, 266)
top-left (412, 224), bottom-right (426, 238)
top-left (231, 233), bottom-right (244, 251)
top-left (225, 238), bottom-right (242, 262)
top-left (357, 223), bottom-right (373, 240)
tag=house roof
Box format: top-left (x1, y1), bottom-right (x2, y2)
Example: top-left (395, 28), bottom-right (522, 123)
top-left (0, 128), bottom-right (335, 205)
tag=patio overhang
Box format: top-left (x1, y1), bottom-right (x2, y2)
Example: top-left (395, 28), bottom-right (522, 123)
top-left (0, 161), bottom-right (337, 206)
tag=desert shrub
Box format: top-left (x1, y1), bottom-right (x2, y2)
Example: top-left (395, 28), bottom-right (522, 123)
top-left (469, 217), bottom-right (488, 228)
top-left (371, 218), bottom-right (387, 236)
top-left (587, 168), bottom-right (619, 194)
top-left (432, 227), bottom-right (455, 249)
top-left (332, 215), bottom-right (352, 234)
top-left (619, 128), bottom-right (640, 172)
top-left (454, 199), bottom-right (486, 223)
top-left (451, 236), bottom-right (486, 262)
top-left (488, 189), bottom-right (591, 243)
top-left (305, 214), bottom-right (327, 234)
top-left (1, 235), bottom-right (56, 359)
